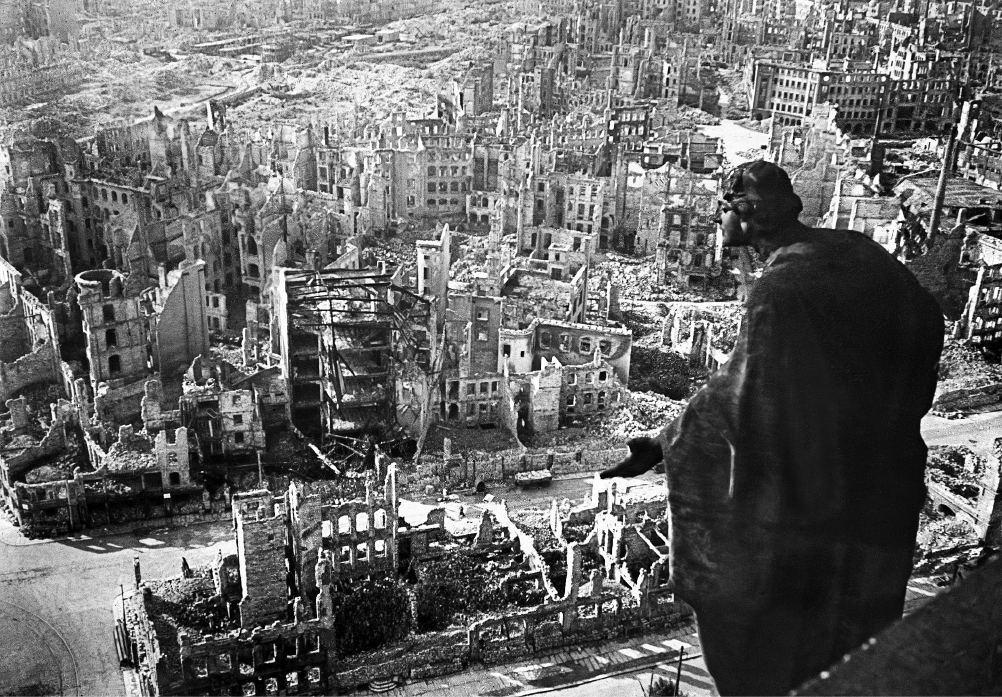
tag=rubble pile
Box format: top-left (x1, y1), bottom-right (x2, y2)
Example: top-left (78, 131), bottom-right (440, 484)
top-left (449, 238), bottom-right (489, 284)
top-left (926, 445), bottom-right (986, 501)
top-left (104, 430), bottom-right (157, 471)
top-left (937, 335), bottom-right (1002, 392)
top-left (532, 389), bottom-right (685, 448)
top-left (913, 500), bottom-right (982, 574)
top-left (593, 390), bottom-right (685, 438)
top-left (25, 51), bottom-right (226, 137)
top-left (629, 345), bottom-right (705, 399)
top-left (146, 574), bottom-right (237, 638)
top-left (599, 253), bottom-right (734, 304)
top-left (674, 105), bottom-right (721, 128)
top-left (561, 521), bottom-right (593, 544)
top-left (421, 423), bottom-right (519, 455)
top-left (22, 433), bottom-right (90, 483)
top-left (18, 383), bottom-right (67, 438)
top-left (599, 254), bottom-right (666, 301)
top-left (622, 306), bottom-right (664, 345)
top-left (510, 506), bottom-right (559, 550)
top-left (708, 305), bottom-right (744, 353)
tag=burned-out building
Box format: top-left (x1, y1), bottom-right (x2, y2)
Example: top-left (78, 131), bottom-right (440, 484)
top-left (126, 485), bottom-right (336, 697)
top-left (75, 263), bottom-right (210, 423)
top-left (179, 360), bottom-right (270, 461)
top-left (962, 263), bottom-right (1002, 356)
top-left (272, 262), bottom-right (432, 440)
top-left (123, 448), bottom-right (691, 695)
top-left (123, 456), bottom-right (449, 696)
top-left (653, 168), bottom-right (723, 288)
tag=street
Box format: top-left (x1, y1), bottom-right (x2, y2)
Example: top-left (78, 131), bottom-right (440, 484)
top-left (0, 518), bottom-right (235, 697)
top-left (920, 411), bottom-right (1002, 458)
top-left (544, 658), bottom-right (713, 697)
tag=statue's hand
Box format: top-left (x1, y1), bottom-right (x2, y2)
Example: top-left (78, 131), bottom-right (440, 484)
top-left (600, 436), bottom-right (664, 479)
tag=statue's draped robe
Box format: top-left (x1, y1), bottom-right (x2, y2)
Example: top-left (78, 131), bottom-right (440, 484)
top-left (659, 229), bottom-right (944, 695)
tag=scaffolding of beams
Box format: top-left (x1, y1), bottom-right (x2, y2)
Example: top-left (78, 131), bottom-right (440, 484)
top-left (281, 266), bottom-right (432, 443)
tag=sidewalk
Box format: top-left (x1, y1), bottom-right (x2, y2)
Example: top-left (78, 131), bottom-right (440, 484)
top-left (372, 623), bottom-right (707, 697)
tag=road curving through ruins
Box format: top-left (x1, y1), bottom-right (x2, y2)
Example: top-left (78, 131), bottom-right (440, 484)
top-left (0, 598), bottom-right (81, 696)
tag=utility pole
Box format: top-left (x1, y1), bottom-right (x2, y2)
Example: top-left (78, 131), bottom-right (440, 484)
top-left (674, 646), bottom-right (685, 696)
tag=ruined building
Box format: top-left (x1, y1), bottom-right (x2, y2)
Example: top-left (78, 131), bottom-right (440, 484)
top-left (123, 454), bottom-right (692, 695)
top-left (272, 261), bottom-right (432, 441)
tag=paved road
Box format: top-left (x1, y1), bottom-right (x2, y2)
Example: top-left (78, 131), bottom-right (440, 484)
top-left (549, 660), bottom-right (712, 697)
top-left (921, 411), bottom-right (1002, 458)
top-left (0, 519), bottom-right (235, 697)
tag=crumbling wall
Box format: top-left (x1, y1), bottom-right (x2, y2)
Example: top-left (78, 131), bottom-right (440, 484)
top-left (468, 581), bottom-right (689, 665)
top-left (151, 260), bottom-right (211, 378)
top-left (982, 438), bottom-right (1002, 548)
top-left (559, 360), bottom-right (626, 423)
top-left (155, 427), bottom-right (192, 487)
top-left (329, 580), bottom-right (690, 691)
top-left (551, 447), bottom-right (630, 476)
top-left (318, 485), bottom-right (398, 581)
top-left (430, 444), bottom-right (631, 487)
top-left (528, 358), bottom-right (561, 433)
top-left (94, 379), bottom-right (147, 425)
top-left (234, 491), bottom-right (289, 628)
top-left (533, 319), bottom-right (632, 383)
top-left (441, 374), bottom-right (505, 427)
top-left (335, 629), bottom-right (468, 687)
top-left (177, 612), bottom-right (332, 696)
top-left (0, 340), bottom-right (58, 404)
top-left (563, 477), bottom-right (668, 529)
top-left (0, 287), bottom-right (31, 364)
top-left (218, 389), bottom-right (266, 452)
top-left (964, 264), bottom-right (1002, 355)
top-left (2, 399), bottom-right (73, 481)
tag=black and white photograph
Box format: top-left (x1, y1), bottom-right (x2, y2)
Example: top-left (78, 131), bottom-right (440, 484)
top-left (0, 0), bottom-right (1000, 695)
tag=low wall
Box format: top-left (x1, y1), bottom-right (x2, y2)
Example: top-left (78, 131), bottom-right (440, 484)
top-left (471, 589), bottom-right (690, 664)
top-left (331, 588), bottom-right (693, 692)
top-left (333, 629), bottom-right (469, 688)
top-left (426, 447), bottom-right (631, 487)
top-left (551, 447), bottom-right (630, 476)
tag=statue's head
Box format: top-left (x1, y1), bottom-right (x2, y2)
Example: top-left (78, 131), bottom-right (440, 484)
top-left (718, 161), bottom-right (804, 247)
